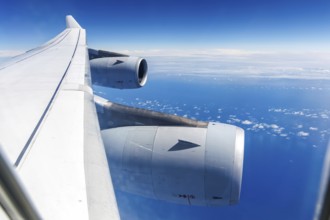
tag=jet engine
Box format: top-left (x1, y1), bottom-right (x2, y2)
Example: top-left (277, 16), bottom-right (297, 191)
top-left (95, 97), bottom-right (245, 206)
top-left (89, 49), bottom-right (148, 89)
top-left (102, 124), bottom-right (244, 206)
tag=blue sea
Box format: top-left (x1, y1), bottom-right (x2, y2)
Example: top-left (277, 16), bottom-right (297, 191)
top-left (95, 75), bottom-right (330, 220)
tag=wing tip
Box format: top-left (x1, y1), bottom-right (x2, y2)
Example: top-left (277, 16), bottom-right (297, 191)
top-left (66, 15), bottom-right (82, 29)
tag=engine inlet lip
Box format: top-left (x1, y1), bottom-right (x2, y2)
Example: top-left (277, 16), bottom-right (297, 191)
top-left (229, 127), bottom-right (245, 205)
top-left (137, 58), bottom-right (148, 86)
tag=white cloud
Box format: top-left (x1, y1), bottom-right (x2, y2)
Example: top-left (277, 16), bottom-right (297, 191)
top-left (242, 120), bottom-right (253, 125)
top-left (231, 118), bottom-right (241, 123)
top-left (114, 48), bottom-right (330, 79)
top-left (115, 48), bottom-right (260, 57)
top-left (297, 131), bottom-right (309, 137)
top-left (309, 127), bottom-right (318, 131)
top-left (273, 108), bottom-right (286, 113)
top-left (293, 111), bottom-right (304, 116)
top-left (253, 123), bottom-right (265, 129)
top-left (273, 127), bottom-right (284, 134)
top-left (320, 114), bottom-right (329, 119)
top-left (270, 124), bottom-right (279, 129)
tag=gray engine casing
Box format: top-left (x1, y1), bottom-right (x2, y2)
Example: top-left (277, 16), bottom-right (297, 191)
top-left (90, 57), bottom-right (147, 89)
top-left (102, 122), bottom-right (244, 206)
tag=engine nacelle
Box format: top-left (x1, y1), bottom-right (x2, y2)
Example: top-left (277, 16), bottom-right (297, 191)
top-left (102, 123), bottom-right (244, 206)
top-left (90, 57), bottom-right (148, 89)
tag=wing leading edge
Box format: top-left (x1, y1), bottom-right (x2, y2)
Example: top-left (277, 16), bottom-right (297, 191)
top-left (0, 16), bottom-right (119, 219)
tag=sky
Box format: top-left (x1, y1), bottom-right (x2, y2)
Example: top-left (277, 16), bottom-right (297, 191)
top-left (1, 0), bottom-right (330, 53)
top-left (1, 0), bottom-right (330, 80)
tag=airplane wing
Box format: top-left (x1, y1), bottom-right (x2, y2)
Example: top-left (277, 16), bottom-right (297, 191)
top-left (0, 15), bottom-right (246, 219)
top-left (0, 16), bottom-right (119, 219)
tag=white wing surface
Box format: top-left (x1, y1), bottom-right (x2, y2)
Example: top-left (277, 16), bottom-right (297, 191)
top-left (0, 16), bottom-right (119, 219)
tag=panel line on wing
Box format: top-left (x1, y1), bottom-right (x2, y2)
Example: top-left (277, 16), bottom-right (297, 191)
top-left (14, 30), bottom-right (81, 167)
top-left (0, 30), bottom-right (71, 71)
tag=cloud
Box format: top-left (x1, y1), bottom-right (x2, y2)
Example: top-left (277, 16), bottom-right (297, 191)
top-left (320, 114), bottom-right (329, 119)
top-left (114, 48), bottom-right (259, 57)
top-left (309, 127), bottom-right (318, 131)
top-left (293, 111), bottom-right (305, 116)
top-left (270, 108), bottom-right (287, 113)
top-left (253, 123), bottom-right (265, 129)
top-left (270, 124), bottom-right (279, 129)
top-left (117, 48), bottom-right (330, 79)
top-left (232, 118), bottom-right (241, 123)
top-left (297, 131), bottom-right (309, 137)
top-left (242, 120), bottom-right (253, 125)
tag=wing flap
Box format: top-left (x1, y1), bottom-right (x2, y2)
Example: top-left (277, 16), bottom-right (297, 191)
top-left (18, 90), bottom-right (89, 219)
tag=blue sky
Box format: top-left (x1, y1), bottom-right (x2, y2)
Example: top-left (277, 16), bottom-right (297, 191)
top-left (1, 0), bottom-right (330, 52)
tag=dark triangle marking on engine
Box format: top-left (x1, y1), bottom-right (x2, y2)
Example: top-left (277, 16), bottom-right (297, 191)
top-left (168, 139), bottom-right (200, 151)
top-left (113, 60), bottom-right (124, 65)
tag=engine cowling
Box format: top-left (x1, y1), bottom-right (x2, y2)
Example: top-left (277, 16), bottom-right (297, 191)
top-left (90, 57), bottom-right (148, 89)
top-left (101, 122), bottom-right (244, 206)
